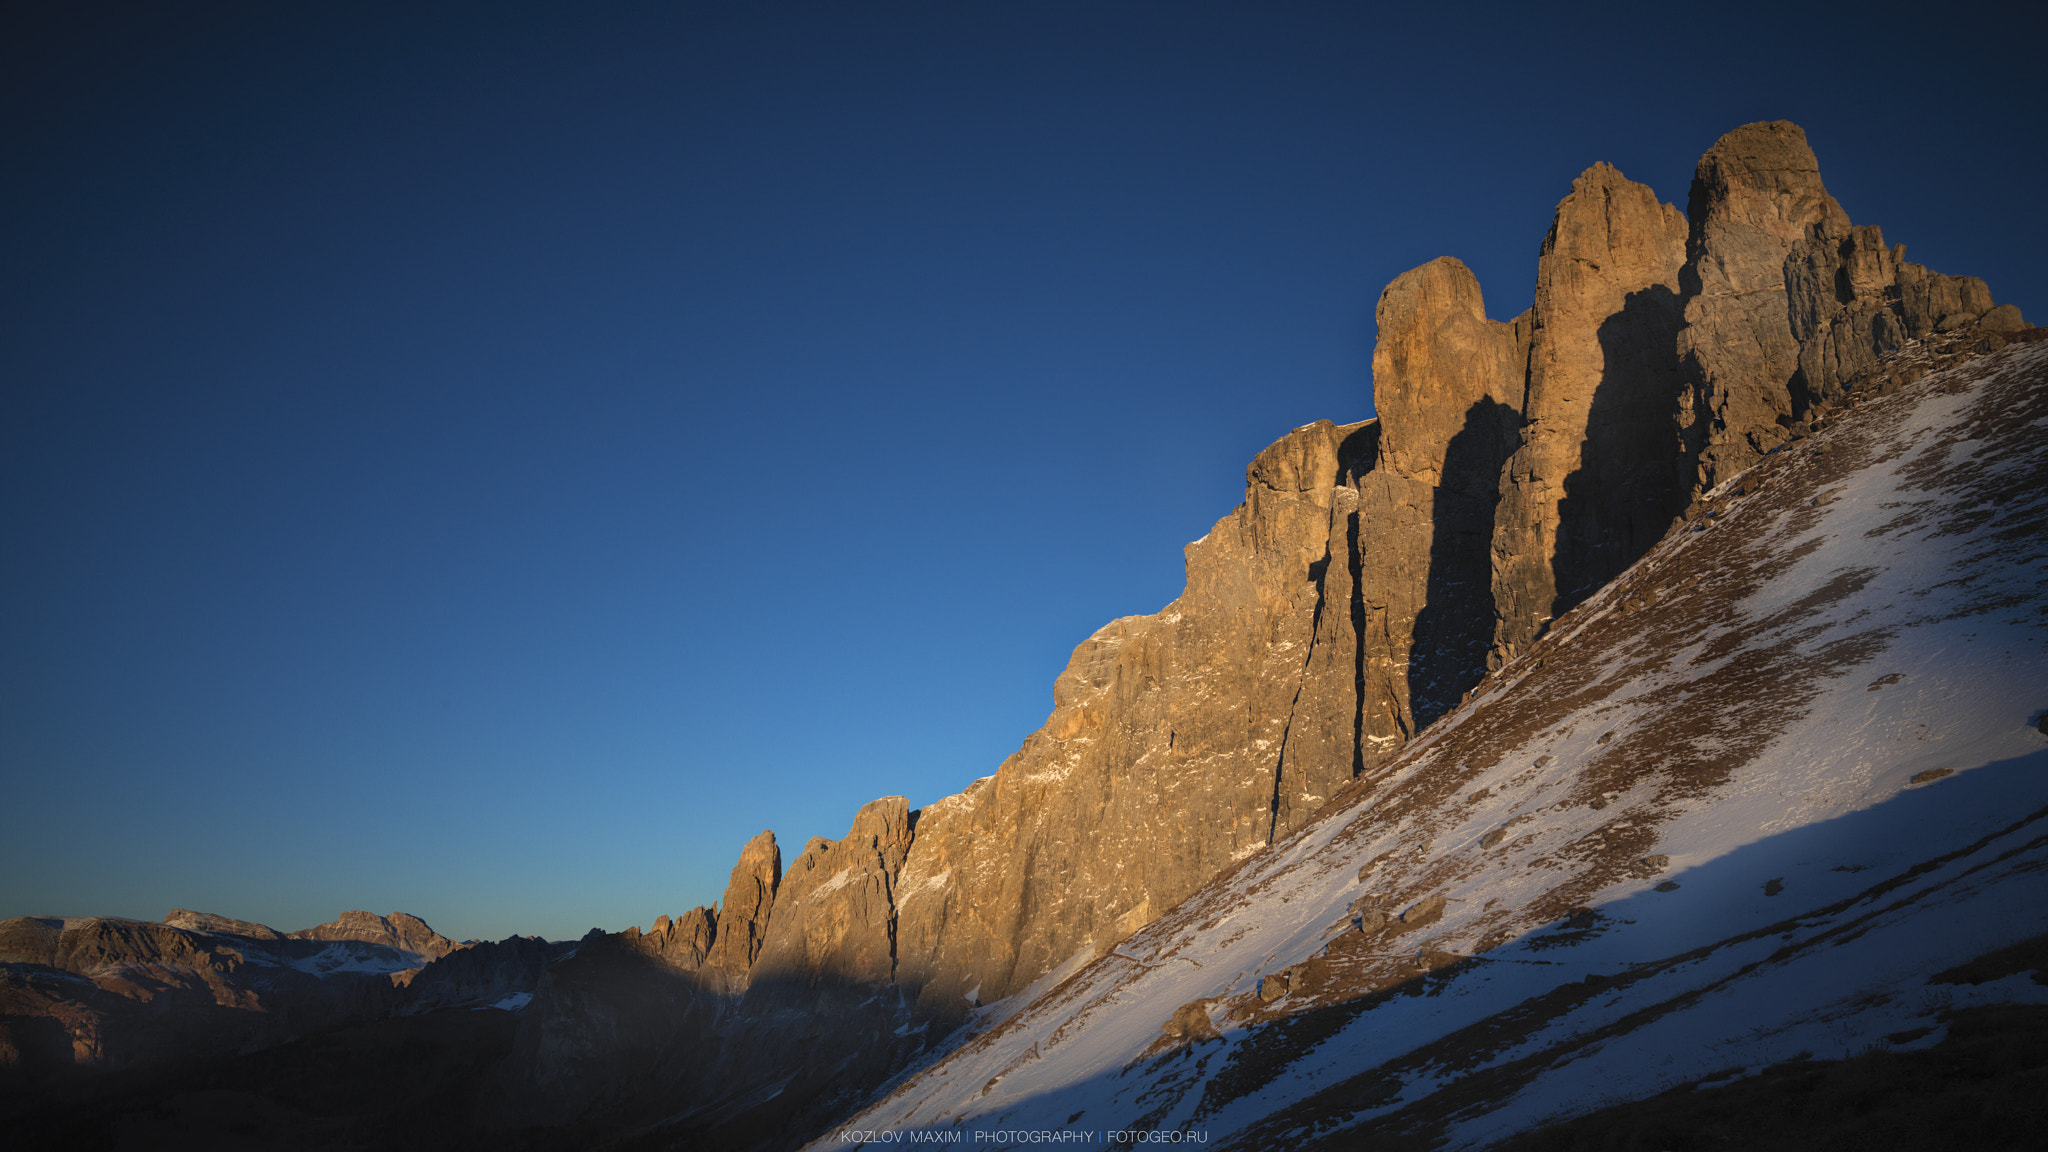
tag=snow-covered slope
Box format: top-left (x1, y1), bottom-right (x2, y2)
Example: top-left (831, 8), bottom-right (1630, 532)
top-left (812, 339), bottom-right (2048, 1149)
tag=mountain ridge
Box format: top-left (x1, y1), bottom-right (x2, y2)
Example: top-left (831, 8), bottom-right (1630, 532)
top-left (810, 328), bottom-right (2048, 1150)
top-left (477, 119), bottom-right (2038, 1149)
top-left (4, 119), bottom-right (2040, 1150)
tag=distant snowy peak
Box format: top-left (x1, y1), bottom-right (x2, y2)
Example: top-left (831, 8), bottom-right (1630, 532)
top-left (811, 337), bottom-right (2048, 1150)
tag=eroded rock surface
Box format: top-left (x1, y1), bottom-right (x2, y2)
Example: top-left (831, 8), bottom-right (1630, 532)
top-left (289, 909), bottom-right (456, 966)
top-left (162, 907), bottom-right (284, 941)
top-left (1491, 163), bottom-right (1688, 659)
top-left (1676, 121), bottom-right (1851, 492)
top-left (1673, 120), bottom-right (2015, 498)
top-left (705, 828), bottom-right (781, 990)
top-left (492, 121), bottom-right (2018, 1151)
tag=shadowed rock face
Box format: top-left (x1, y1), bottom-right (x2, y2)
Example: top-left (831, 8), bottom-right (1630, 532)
top-left (491, 801), bottom-right (927, 1145)
top-left (0, 912), bottom-right (473, 1082)
top-left (393, 934), bottom-right (565, 1014)
top-left (1366, 257), bottom-right (1529, 731)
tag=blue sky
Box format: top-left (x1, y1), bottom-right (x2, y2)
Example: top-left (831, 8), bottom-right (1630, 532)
top-left (4, 2), bottom-right (2042, 942)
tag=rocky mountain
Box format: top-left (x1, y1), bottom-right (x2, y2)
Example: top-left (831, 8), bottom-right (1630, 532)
top-left (812, 332), bottom-right (2048, 1148)
top-left (5, 120), bottom-right (2039, 1150)
top-left (472, 120), bottom-right (2039, 1149)
top-left (395, 933), bottom-right (563, 1016)
top-left (289, 909), bottom-right (460, 967)
top-left (0, 908), bottom-right (558, 1088)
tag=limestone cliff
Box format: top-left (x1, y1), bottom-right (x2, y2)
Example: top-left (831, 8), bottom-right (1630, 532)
top-left (817, 331), bottom-right (2048, 1149)
top-left (491, 120), bottom-right (2025, 1150)
top-left (704, 828), bottom-right (781, 990)
top-left (1671, 121), bottom-right (2017, 499)
top-left (1489, 163), bottom-right (1688, 660)
top-left (1675, 121), bottom-right (1851, 493)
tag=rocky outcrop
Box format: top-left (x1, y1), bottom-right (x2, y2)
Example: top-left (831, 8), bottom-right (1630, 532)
top-left (621, 905), bottom-right (716, 970)
top-left (1673, 120), bottom-right (2019, 498)
top-left (393, 934), bottom-right (569, 1014)
top-left (1785, 219), bottom-right (1908, 405)
top-left (289, 910), bottom-right (456, 966)
top-left (888, 425), bottom-right (1356, 1023)
top-left (790, 119), bottom-right (2008, 1133)
top-left (749, 797), bottom-right (910, 995)
top-left (1786, 222), bottom-right (2012, 408)
top-left (1674, 121), bottom-right (1851, 493)
top-left (0, 915), bottom-right (407, 1081)
top-left (163, 907), bottom-right (283, 940)
top-left (494, 123), bottom-right (2022, 1152)
top-left (705, 828), bottom-right (781, 990)
top-left (490, 838), bottom-right (775, 1128)
top-left (494, 804), bottom-right (922, 1145)
top-left (1490, 164), bottom-right (1689, 658)
top-left (1362, 256), bottom-right (1530, 731)
top-left (717, 801), bottom-right (930, 1144)
top-left (0, 908), bottom-right (559, 1087)
top-left (857, 260), bottom-right (1534, 1033)
top-left (870, 418), bottom-right (1367, 1025)
top-left (816, 333), bottom-right (2048, 1149)
top-left (487, 259), bottom-right (1546, 1147)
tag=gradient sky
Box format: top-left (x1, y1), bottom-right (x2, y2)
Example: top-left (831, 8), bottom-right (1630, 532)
top-left (5, 2), bottom-right (2042, 943)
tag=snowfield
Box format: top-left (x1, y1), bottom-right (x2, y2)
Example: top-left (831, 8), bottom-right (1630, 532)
top-left (285, 939), bottom-right (423, 977)
top-left (810, 340), bottom-right (2048, 1150)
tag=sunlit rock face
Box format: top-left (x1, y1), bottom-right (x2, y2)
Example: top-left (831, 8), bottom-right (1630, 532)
top-left (1675, 120), bottom-right (1853, 494)
top-left (485, 120), bottom-right (2026, 1151)
top-left (1490, 162), bottom-right (1689, 664)
top-left (288, 909), bottom-right (458, 965)
top-left (1672, 120), bottom-right (2020, 502)
top-left (815, 326), bottom-right (2048, 1152)
top-left (705, 827), bottom-right (781, 990)
top-left (886, 254), bottom-right (1535, 1029)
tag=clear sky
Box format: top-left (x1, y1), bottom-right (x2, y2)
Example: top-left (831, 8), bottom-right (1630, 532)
top-left (4, 2), bottom-right (2042, 943)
